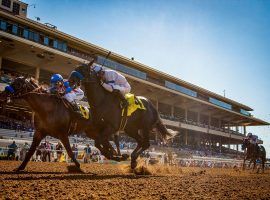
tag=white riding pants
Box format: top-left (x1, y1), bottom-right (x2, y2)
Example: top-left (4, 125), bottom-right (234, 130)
top-left (64, 88), bottom-right (84, 103)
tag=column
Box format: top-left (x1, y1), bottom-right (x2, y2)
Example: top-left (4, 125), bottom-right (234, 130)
top-left (185, 130), bottom-right (188, 145)
top-left (171, 106), bottom-right (174, 117)
top-left (236, 126), bottom-right (239, 133)
top-left (208, 115), bottom-right (211, 127)
top-left (219, 138), bottom-right (222, 153)
top-left (243, 126), bottom-right (246, 136)
top-left (35, 66), bottom-right (40, 82)
top-left (219, 119), bottom-right (222, 128)
top-left (197, 112), bottom-right (200, 123)
top-left (184, 108), bottom-right (188, 121)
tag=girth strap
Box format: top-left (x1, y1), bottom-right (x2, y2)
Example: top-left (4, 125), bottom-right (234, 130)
top-left (118, 106), bottom-right (128, 132)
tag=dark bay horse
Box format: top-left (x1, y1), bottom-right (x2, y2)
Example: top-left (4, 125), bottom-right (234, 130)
top-left (242, 138), bottom-right (266, 173)
top-left (0, 77), bottom-right (124, 171)
top-left (70, 63), bottom-right (177, 169)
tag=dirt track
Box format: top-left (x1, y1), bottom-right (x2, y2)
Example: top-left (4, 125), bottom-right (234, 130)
top-left (0, 161), bottom-right (269, 200)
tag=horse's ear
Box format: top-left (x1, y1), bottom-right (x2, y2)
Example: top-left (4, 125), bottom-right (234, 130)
top-left (87, 61), bottom-right (94, 67)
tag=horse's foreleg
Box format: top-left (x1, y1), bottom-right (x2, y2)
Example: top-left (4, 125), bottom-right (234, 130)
top-left (252, 159), bottom-right (256, 172)
top-left (114, 133), bottom-right (121, 156)
top-left (60, 136), bottom-right (80, 170)
top-left (262, 158), bottom-right (265, 173)
top-left (16, 131), bottom-right (44, 172)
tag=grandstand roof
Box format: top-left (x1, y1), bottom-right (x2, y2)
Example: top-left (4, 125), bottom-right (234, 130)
top-left (1, 10), bottom-right (269, 128)
top-left (0, 10), bottom-right (254, 111)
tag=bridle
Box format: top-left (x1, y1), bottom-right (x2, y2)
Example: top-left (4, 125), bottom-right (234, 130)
top-left (6, 77), bottom-right (43, 99)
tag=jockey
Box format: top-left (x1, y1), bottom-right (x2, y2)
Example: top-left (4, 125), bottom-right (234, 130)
top-left (49, 74), bottom-right (84, 115)
top-left (247, 132), bottom-right (258, 145)
top-left (92, 64), bottom-right (130, 108)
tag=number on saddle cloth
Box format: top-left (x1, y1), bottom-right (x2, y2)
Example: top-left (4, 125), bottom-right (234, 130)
top-left (78, 105), bottom-right (90, 119)
top-left (122, 93), bottom-right (145, 116)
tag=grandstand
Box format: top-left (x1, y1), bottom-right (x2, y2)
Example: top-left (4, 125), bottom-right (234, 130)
top-left (0, 0), bottom-right (269, 157)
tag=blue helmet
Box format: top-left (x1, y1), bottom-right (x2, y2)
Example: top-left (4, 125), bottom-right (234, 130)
top-left (50, 74), bottom-right (63, 84)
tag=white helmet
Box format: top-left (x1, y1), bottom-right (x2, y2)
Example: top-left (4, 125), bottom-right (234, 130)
top-left (92, 65), bottom-right (103, 73)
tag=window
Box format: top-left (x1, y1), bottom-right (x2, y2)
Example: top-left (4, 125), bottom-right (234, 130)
top-left (17, 26), bottom-right (24, 37)
top-left (28, 31), bottom-right (34, 40)
top-left (23, 29), bottom-right (29, 38)
top-left (0, 20), bottom-right (7, 31)
top-left (44, 36), bottom-right (49, 46)
top-left (240, 109), bottom-right (251, 116)
top-left (209, 97), bottom-right (232, 110)
top-left (97, 56), bottom-right (147, 80)
top-left (53, 40), bottom-right (58, 48)
top-left (12, 25), bottom-right (18, 35)
top-left (0, 21), bottom-right (7, 31)
top-left (57, 41), bottom-right (63, 50)
top-left (33, 32), bottom-right (39, 42)
top-left (165, 81), bottom-right (197, 97)
top-left (62, 42), bottom-right (67, 52)
top-left (12, 2), bottom-right (20, 15)
top-left (1, 0), bottom-right (11, 8)
top-left (6, 22), bottom-right (12, 33)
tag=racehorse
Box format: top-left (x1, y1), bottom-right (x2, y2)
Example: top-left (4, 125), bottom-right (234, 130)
top-left (70, 61), bottom-right (177, 169)
top-left (0, 77), bottom-right (126, 171)
top-left (242, 138), bottom-right (266, 173)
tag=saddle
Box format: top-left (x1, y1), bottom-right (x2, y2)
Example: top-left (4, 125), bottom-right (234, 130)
top-left (122, 93), bottom-right (145, 116)
top-left (118, 93), bottom-right (145, 132)
top-left (62, 98), bottom-right (90, 120)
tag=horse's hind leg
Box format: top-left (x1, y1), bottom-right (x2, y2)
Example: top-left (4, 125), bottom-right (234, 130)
top-left (60, 136), bottom-right (80, 170)
top-left (242, 158), bottom-right (246, 170)
top-left (130, 129), bottom-right (150, 169)
top-left (16, 131), bottom-right (44, 172)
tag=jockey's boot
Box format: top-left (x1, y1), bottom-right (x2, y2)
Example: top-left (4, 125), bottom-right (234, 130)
top-left (71, 102), bottom-right (84, 118)
top-left (113, 89), bottom-right (128, 109)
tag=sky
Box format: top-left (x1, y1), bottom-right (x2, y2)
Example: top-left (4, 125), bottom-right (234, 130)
top-left (24, 0), bottom-right (270, 156)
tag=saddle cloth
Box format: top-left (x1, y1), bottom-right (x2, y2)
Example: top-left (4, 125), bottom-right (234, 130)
top-left (78, 105), bottom-right (90, 119)
top-left (122, 93), bottom-right (145, 116)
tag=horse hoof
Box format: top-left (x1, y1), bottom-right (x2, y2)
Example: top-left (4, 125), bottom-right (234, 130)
top-left (13, 168), bottom-right (23, 173)
top-left (131, 161), bottom-right (137, 170)
top-left (121, 154), bottom-right (129, 161)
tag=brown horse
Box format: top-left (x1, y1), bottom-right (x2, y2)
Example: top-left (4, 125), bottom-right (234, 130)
top-left (0, 77), bottom-right (125, 171)
top-left (242, 138), bottom-right (266, 173)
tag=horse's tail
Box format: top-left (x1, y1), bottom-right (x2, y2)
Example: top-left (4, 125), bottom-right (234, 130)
top-left (155, 117), bottom-right (178, 141)
top-left (260, 145), bottom-right (267, 161)
top-left (147, 100), bottom-right (178, 141)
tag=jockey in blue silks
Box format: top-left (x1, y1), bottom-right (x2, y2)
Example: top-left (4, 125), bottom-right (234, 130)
top-left (49, 74), bottom-right (84, 114)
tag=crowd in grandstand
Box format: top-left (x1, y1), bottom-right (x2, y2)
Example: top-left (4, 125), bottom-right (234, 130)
top-left (0, 115), bottom-right (34, 133)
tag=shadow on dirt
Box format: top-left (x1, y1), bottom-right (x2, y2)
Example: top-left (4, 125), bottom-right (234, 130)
top-left (1, 171), bottom-right (161, 181)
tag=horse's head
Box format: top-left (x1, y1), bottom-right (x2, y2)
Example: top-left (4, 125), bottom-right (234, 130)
top-left (242, 138), bottom-right (250, 150)
top-left (0, 76), bottom-right (40, 102)
top-left (69, 60), bottom-right (100, 87)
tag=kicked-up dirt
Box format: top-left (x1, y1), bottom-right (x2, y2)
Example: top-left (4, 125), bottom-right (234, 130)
top-left (0, 161), bottom-right (269, 199)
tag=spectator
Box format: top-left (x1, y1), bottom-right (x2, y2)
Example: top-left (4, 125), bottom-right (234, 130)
top-left (21, 142), bottom-right (30, 161)
top-left (7, 141), bottom-right (17, 160)
top-left (84, 144), bottom-right (91, 163)
top-left (71, 144), bottom-right (78, 159)
top-left (43, 141), bottom-right (51, 162)
top-left (35, 144), bottom-right (43, 162)
top-left (56, 142), bottom-right (63, 162)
